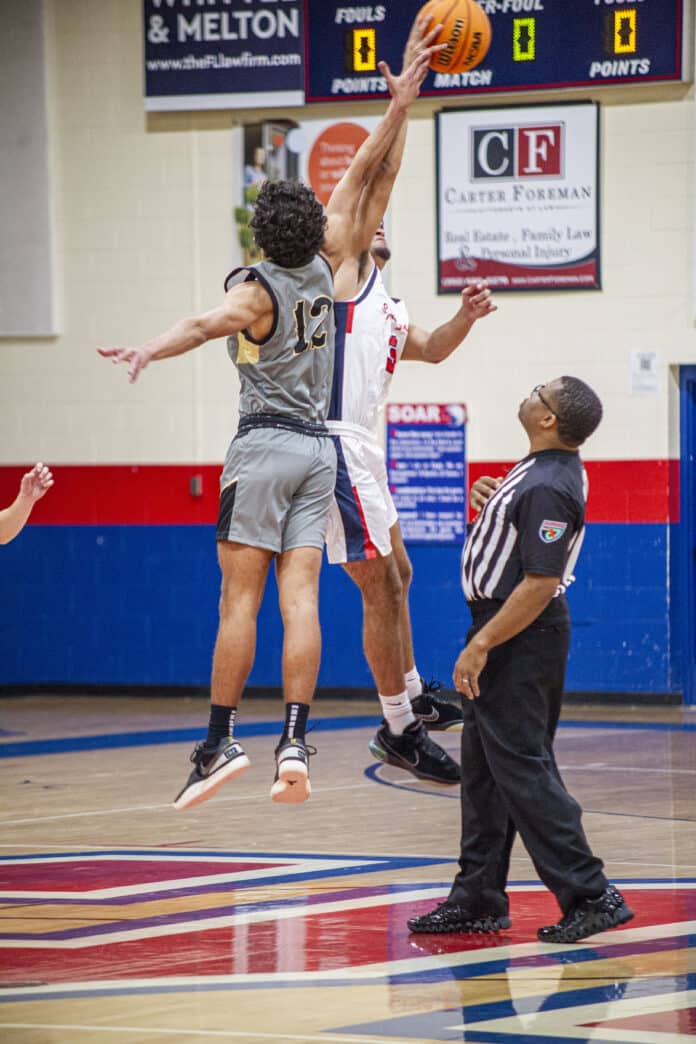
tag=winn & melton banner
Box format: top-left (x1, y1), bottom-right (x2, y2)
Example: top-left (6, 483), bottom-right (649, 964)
top-left (144, 0), bottom-right (303, 110)
top-left (437, 101), bottom-right (600, 293)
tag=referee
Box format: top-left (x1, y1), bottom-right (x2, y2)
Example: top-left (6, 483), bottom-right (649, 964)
top-left (408, 376), bottom-right (634, 944)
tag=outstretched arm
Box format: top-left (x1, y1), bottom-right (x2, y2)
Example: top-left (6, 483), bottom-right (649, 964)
top-left (322, 43), bottom-right (437, 271)
top-left (98, 280), bottom-right (272, 383)
top-left (401, 282), bottom-right (497, 363)
top-left (350, 16), bottom-right (442, 256)
top-left (0, 464), bottom-right (54, 545)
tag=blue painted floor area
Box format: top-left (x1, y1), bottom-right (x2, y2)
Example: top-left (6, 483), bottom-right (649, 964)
top-left (0, 713), bottom-right (382, 758)
top-left (1, 714), bottom-right (694, 759)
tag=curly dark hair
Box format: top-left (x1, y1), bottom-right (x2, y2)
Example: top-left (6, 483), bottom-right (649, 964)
top-left (249, 179), bottom-right (327, 268)
top-left (555, 376), bottom-right (603, 446)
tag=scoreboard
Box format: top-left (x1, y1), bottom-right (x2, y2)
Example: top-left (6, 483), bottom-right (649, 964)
top-left (304, 0), bottom-right (690, 103)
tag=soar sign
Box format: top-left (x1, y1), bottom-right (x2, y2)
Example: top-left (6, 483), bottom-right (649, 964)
top-left (143, 0), bottom-right (304, 111)
top-left (386, 403), bottom-right (467, 544)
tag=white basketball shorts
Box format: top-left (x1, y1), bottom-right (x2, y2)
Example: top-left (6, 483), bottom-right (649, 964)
top-left (326, 428), bottom-right (397, 564)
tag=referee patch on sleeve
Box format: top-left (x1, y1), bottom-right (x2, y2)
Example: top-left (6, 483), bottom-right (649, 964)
top-left (216, 479), bottom-right (238, 541)
top-left (539, 520), bottom-right (568, 543)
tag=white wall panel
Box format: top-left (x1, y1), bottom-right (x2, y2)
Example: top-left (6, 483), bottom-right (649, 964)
top-left (0, 0), bottom-right (57, 336)
top-left (0, 0), bottom-right (694, 466)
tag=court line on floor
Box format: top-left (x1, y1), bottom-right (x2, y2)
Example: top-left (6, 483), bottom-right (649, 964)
top-left (1, 717), bottom-right (693, 760)
top-left (2, 921), bottom-right (693, 999)
top-left (0, 884), bottom-right (449, 947)
top-left (0, 716), bottom-right (382, 759)
top-left (559, 764), bottom-right (696, 775)
top-left (1, 846), bottom-right (694, 878)
top-left (562, 720), bottom-right (696, 732)
top-left (0, 1026), bottom-right (412, 1043)
top-left (0, 781), bottom-right (375, 826)
top-left (584, 805), bottom-right (696, 822)
top-left (364, 765), bottom-right (696, 821)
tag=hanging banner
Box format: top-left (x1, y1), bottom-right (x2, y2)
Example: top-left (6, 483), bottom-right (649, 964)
top-left (437, 101), bottom-right (600, 293)
top-left (386, 403), bottom-right (467, 544)
top-left (143, 0), bottom-right (304, 111)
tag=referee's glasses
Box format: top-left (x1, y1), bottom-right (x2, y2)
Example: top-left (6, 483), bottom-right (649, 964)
top-left (532, 384), bottom-right (560, 418)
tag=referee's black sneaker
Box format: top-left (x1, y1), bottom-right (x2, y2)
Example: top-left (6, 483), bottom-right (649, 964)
top-left (537, 886), bottom-right (634, 944)
top-left (408, 901), bottom-right (511, 934)
top-left (368, 719), bottom-right (460, 784)
top-left (411, 678), bottom-right (464, 732)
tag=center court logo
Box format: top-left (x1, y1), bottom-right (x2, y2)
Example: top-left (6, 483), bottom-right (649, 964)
top-left (1, 854), bottom-right (693, 1029)
top-left (472, 123), bottom-right (564, 180)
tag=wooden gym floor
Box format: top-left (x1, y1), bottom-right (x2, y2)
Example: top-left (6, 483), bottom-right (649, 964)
top-left (0, 693), bottom-right (695, 1043)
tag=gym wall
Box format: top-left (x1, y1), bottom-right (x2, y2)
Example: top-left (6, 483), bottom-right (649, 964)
top-left (1, 0), bottom-right (694, 698)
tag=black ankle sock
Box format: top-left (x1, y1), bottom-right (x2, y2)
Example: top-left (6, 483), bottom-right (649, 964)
top-left (281, 702), bottom-right (309, 744)
top-left (206, 704), bottom-right (235, 746)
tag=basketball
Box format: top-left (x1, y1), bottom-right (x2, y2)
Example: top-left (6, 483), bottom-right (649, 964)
top-left (418, 0), bottom-right (492, 74)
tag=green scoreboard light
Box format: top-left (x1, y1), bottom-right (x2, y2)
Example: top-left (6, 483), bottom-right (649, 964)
top-left (304, 0), bottom-right (691, 103)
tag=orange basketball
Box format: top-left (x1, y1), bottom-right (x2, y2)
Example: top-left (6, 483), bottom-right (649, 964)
top-left (418, 0), bottom-right (492, 74)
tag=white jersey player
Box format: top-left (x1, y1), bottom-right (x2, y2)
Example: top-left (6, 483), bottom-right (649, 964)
top-left (326, 250), bottom-right (409, 563)
top-left (330, 220), bottom-right (496, 785)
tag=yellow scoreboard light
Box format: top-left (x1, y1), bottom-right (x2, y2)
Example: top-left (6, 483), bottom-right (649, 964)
top-left (614, 10), bottom-right (637, 54)
top-left (513, 18), bottom-right (536, 63)
top-left (345, 28), bottom-right (376, 73)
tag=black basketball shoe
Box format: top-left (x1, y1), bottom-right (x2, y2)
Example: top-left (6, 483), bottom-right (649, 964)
top-left (270, 737), bottom-right (316, 804)
top-left (173, 737), bottom-right (250, 811)
top-left (411, 678), bottom-right (464, 732)
top-left (537, 886), bottom-right (634, 944)
top-left (368, 719), bottom-right (460, 784)
top-left (408, 901), bottom-right (511, 934)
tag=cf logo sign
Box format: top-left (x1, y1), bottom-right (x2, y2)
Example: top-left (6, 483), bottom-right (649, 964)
top-left (472, 124), bottom-right (563, 180)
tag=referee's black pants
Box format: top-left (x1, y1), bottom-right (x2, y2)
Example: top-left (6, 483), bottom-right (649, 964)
top-left (448, 597), bottom-right (608, 917)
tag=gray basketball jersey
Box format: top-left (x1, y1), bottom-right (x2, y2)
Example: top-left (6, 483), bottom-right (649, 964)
top-left (225, 255), bottom-right (335, 424)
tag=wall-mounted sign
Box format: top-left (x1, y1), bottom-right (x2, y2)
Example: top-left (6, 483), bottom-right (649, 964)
top-left (437, 102), bottom-right (600, 293)
top-left (235, 116), bottom-right (378, 264)
top-left (144, 0), bottom-right (304, 111)
top-left (386, 403), bottom-right (467, 544)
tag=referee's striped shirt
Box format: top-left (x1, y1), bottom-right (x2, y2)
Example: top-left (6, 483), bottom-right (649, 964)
top-left (462, 449), bottom-right (588, 603)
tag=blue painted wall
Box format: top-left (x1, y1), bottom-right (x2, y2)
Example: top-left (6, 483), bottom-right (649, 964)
top-left (0, 523), bottom-right (674, 694)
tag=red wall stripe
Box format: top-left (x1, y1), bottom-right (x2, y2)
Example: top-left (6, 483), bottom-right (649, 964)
top-left (0, 460), bottom-right (680, 526)
top-left (0, 466), bottom-right (222, 525)
top-left (468, 460), bottom-right (680, 524)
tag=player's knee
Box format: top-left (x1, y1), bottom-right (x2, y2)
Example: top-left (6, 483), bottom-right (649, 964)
top-left (218, 580), bottom-right (262, 620)
top-left (396, 552), bottom-right (413, 591)
top-left (279, 581), bottom-right (319, 624)
top-left (385, 563), bottom-right (403, 607)
top-left (361, 560), bottom-right (403, 615)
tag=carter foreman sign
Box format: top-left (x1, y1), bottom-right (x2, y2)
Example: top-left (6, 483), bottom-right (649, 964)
top-left (437, 102), bottom-right (600, 293)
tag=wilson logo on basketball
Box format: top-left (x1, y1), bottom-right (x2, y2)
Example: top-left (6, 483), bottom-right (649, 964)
top-left (420, 0), bottom-right (492, 74)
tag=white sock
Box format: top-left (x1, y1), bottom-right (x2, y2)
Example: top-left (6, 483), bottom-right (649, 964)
top-left (404, 667), bottom-right (422, 702)
top-left (379, 689), bottom-right (416, 736)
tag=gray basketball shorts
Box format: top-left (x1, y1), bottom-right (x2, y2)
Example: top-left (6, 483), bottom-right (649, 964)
top-left (216, 426), bottom-right (337, 553)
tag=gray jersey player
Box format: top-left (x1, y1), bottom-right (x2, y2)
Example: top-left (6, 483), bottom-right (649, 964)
top-left (98, 36), bottom-right (439, 811)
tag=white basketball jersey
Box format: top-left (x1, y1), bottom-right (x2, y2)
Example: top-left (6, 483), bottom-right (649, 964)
top-left (327, 263), bottom-right (409, 435)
